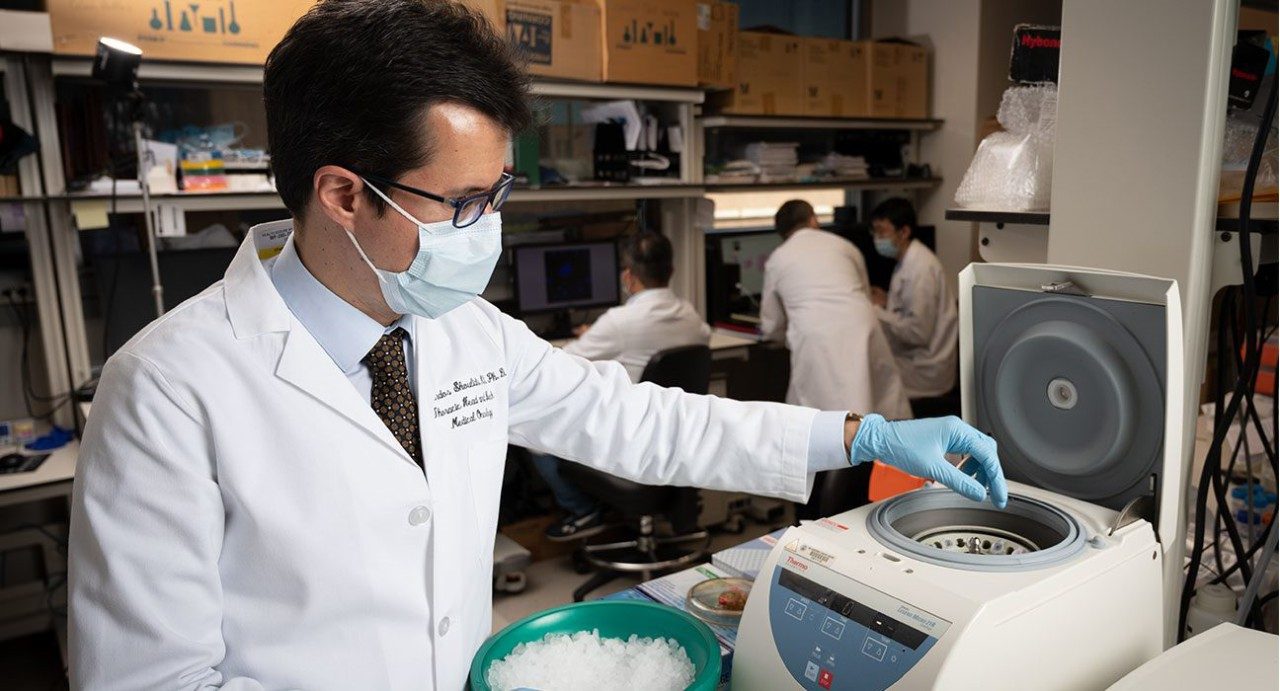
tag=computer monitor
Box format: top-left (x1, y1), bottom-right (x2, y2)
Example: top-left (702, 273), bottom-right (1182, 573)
top-left (512, 240), bottom-right (620, 314)
top-left (704, 229), bottom-right (783, 323)
top-left (93, 247), bottom-right (237, 357)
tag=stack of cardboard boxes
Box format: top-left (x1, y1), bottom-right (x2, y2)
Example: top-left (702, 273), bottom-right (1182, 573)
top-left (712, 34), bottom-right (929, 119)
top-left (44, 0), bottom-right (926, 117)
top-left (472, 0), bottom-right (706, 86)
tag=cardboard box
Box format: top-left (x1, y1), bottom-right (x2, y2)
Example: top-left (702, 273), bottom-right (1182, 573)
top-left (47, 0), bottom-right (315, 64)
top-left (801, 37), bottom-right (837, 116)
top-left (830, 40), bottom-right (869, 117)
top-left (709, 31), bottom-right (803, 115)
top-left (801, 38), bottom-right (868, 117)
top-left (894, 42), bottom-right (929, 118)
top-left (460, 0), bottom-right (504, 28)
top-left (696, 1), bottom-right (738, 89)
top-left (587, 0), bottom-right (698, 87)
top-left (505, 0), bottom-right (602, 82)
top-left (866, 40), bottom-right (898, 118)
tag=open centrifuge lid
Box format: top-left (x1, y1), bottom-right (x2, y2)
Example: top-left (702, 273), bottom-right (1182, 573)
top-left (959, 263), bottom-right (1185, 548)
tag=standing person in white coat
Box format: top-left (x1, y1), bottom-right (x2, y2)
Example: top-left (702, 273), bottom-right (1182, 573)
top-left (869, 198), bottom-right (960, 412)
top-left (533, 231), bottom-right (711, 540)
top-left (760, 200), bottom-right (911, 419)
top-left (760, 201), bottom-right (914, 519)
top-left (67, 3), bottom-right (1007, 689)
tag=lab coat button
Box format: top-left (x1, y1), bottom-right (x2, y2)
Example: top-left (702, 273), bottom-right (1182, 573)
top-left (438, 617), bottom-right (451, 637)
top-left (408, 506), bottom-right (432, 526)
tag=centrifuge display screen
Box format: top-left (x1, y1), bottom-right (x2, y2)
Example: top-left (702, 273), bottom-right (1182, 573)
top-left (768, 565), bottom-right (950, 691)
top-left (778, 570), bottom-right (928, 649)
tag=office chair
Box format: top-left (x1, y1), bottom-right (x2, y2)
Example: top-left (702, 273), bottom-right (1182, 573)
top-left (563, 344), bottom-right (714, 601)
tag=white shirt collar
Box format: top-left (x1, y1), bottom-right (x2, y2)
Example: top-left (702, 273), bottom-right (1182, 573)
top-left (269, 235), bottom-right (411, 375)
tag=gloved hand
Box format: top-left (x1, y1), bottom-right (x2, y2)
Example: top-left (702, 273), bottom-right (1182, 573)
top-left (850, 414), bottom-right (1008, 508)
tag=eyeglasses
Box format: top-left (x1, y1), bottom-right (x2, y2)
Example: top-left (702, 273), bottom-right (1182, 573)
top-left (361, 171), bottom-right (515, 228)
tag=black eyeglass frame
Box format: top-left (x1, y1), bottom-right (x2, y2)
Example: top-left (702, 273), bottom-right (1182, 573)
top-left (361, 171), bottom-right (515, 228)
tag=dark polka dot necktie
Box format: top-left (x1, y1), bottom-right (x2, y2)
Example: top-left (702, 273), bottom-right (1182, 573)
top-left (363, 328), bottom-right (423, 466)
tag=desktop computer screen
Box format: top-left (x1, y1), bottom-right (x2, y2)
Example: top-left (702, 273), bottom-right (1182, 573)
top-left (93, 247), bottom-right (237, 357)
top-left (705, 229), bottom-right (783, 324)
top-left (513, 240), bottom-right (620, 314)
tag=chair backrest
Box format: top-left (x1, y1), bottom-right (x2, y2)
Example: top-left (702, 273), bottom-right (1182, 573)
top-left (639, 345), bottom-right (712, 394)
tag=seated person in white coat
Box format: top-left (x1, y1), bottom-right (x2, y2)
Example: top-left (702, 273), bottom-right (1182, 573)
top-left (868, 198), bottom-right (960, 412)
top-left (67, 3), bottom-right (1007, 689)
top-left (534, 231), bottom-right (712, 540)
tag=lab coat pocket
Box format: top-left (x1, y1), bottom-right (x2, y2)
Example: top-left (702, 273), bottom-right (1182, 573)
top-left (468, 438), bottom-right (508, 565)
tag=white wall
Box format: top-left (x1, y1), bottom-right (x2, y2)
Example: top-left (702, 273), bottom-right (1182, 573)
top-left (871, 0), bottom-right (1062, 291)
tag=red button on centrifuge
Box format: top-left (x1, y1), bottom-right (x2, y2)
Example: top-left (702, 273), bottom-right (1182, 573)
top-left (818, 669), bottom-right (833, 689)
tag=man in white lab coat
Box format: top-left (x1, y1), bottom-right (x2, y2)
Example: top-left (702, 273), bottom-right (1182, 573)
top-left (533, 231), bottom-right (712, 540)
top-left (67, 3), bottom-right (1006, 689)
top-left (869, 198), bottom-right (960, 406)
top-left (761, 200), bottom-right (911, 418)
top-left (761, 200), bottom-right (913, 519)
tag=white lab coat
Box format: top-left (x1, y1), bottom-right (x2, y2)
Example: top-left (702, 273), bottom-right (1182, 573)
top-left (68, 222), bottom-right (821, 691)
top-left (563, 287), bottom-right (711, 383)
top-left (876, 239), bottom-right (958, 399)
top-left (760, 228), bottom-right (912, 419)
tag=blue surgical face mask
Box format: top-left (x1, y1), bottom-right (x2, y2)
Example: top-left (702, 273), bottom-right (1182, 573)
top-left (347, 179), bottom-right (502, 319)
top-left (874, 237), bottom-right (900, 260)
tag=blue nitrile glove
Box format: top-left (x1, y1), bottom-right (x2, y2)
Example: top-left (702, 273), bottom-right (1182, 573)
top-left (850, 414), bottom-right (1008, 508)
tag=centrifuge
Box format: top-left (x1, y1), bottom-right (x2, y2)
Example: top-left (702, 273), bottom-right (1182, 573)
top-left (733, 263), bottom-right (1187, 690)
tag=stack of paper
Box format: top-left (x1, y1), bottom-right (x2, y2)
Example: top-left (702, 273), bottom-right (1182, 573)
top-left (816, 153), bottom-right (870, 180)
top-left (743, 142), bottom-right (799, 182)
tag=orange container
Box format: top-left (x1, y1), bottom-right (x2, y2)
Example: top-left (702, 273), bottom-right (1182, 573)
top-left (868, 461), bottom-right (926, 502)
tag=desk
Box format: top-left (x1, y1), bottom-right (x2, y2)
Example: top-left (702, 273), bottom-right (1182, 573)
top-left (548, 330), bottom-right (760, 362)
top-left (0, 441), bottom-right (79, 508)
top-left (0, 441), bottom-right (76, 665)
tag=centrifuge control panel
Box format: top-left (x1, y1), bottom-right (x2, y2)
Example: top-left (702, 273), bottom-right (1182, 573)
top-left (766, 565), bottom-right (950, 690)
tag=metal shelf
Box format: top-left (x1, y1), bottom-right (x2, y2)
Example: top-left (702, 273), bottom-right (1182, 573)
top-left (945, 209), bottom-right (1050, 225)
top-left (947, 205), bottom-right (1278, 234)
top-left (700, 114), bottom-right (943, 131)
top-left (62, 191), bottom-right (284, 214)
top-left (56, 183), bottom-right (707, 216)
top-left (531, 80), bottom-right (704, 104)
top-left (509, 184), bottom-right (704, 201)
top-left (52, 57), bottom-right (265, 84)
top-left (51, 56), bottom-right (705, 102)
top-left (706, 177), bottom-right (942, 193)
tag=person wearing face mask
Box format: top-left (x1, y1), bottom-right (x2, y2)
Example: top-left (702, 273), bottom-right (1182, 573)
top-left (868, 198), bottom-right (959, 404)
top-left (529, 231), bottom-right (711, 541)
top-left (67, 3), bottom-right (1005, 689)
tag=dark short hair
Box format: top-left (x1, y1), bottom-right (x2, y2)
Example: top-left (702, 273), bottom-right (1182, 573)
top-left (264, 0), bottom-right (533, 217)
top-left (621, 232), bottom-right (674, 288)
top-left (870, 197), bottom-right (918, 233)
top-left (774, 199), bottom-right (815, 235)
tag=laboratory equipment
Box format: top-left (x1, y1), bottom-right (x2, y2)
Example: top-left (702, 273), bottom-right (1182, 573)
top-left (733, 263), bottom-right (1184, 690)
top-left (471, 600), bottom-right (721, 691)
top-left (511, 240), bottom-right (620, 315)
top-left (1107, 623), bottom-right (1278, 690)
top-left (686, 576), bottom-right (752, 627)
top-left (91, 36), bottom-right (165, 319)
